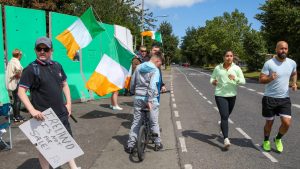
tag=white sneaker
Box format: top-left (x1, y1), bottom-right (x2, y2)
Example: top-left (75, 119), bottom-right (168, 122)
top-left (224, 138), bottom-right (231, 150)
top-left (112, 105), bottom-right (123, 110)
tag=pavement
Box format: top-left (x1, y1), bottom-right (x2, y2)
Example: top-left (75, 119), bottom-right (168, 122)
top-left (0, 70), bottom-right (181, 169)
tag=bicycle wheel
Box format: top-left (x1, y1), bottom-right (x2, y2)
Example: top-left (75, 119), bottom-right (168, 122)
top-left (137, 125), bottom-right (146, 161)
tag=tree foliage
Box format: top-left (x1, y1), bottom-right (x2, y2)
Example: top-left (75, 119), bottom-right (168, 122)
top-left (181, 9), bottom-right (267, 70)
top-left (157, 21), bottom-right (179, 65)
top-left (256, 0), bottom-right (300, 63)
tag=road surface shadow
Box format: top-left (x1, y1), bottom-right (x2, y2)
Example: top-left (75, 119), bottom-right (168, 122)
top-left (99, 104), bottom-right (111, 109)
top-left (16, 158), bottom-right (63, 169)
top-left (112, 134), bottom-right (128, 147)
top-left (80, 110), bottom-right (114, 119)
top-left (80, 110), bottom-right (132, 121)
top-left (245, 78), bottom-right (259, 84)
top-left (182, 130), bottom-right (257, 151)
top-left (121, 102), bottom-right (134, 107)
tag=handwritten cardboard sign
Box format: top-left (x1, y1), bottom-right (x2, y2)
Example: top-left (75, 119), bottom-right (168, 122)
top-left (19, 108), bottom-right (84, 169)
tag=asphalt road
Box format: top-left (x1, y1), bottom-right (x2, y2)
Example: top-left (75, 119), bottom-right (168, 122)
top-left (171, 65), bottom-right (300, 169)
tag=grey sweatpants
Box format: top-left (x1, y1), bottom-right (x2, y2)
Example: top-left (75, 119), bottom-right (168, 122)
top-left (127, 99), bottom-right (161, 148)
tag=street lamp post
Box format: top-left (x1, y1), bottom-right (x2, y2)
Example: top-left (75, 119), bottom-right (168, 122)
top-left (141, 0), bottom-right (144, 46)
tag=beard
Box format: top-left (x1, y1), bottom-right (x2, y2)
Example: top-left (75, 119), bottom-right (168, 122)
top-left (277, 53), bottom-right (287, 59)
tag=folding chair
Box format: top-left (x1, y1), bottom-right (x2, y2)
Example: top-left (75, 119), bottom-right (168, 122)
top-left (0, 103), bottom-right (13, 150)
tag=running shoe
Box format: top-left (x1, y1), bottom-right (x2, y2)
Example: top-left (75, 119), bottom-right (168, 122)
top-left (224, 138), bottom-right (231, 150)
top-left (262, 140), bottom-right (271, 152)
top-left (274, 138), bottom-right (283, 153)
top-left (112, 105), bottom-right (123, 110)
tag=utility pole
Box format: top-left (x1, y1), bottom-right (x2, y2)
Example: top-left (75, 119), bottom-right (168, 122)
top-left (141, 0), bottom-right (144, 46)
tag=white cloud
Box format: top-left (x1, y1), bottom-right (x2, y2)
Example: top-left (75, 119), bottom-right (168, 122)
top-left (144, 0), bottom-right (206, 9)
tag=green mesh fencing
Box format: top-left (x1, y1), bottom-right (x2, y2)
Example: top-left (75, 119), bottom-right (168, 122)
top-left (5, 6), bottom-right (46, 67)
top-left (0, 5), bottom-right (10, 104)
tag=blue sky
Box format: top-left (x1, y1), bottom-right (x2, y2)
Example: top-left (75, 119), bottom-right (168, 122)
top-left (142, 0), bottom-right (266, 40)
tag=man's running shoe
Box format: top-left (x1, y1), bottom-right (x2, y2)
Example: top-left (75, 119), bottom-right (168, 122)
top-left (262, 140), bottom-right (271, 152)
top-left (274, 138), bottom-right (283, 153)
top-left (224, 138), bottom-right (231, 150)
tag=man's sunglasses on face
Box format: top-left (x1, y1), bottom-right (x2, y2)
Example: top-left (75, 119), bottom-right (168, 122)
top-left (141, 50), bottom-right (147, 53)
top-left (36, 47), bottom-right (51, 52)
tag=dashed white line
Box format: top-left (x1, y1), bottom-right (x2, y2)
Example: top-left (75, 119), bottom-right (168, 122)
top-left (292, 104), bottom-right (300, 109)
top-left (203, 96), bottom-right (207, 100)
top-left (184, 164), bottom-right (193, 169)
top-left (255, 144), bottom-right (278, 163)
top-left (214, 107), bottom-right (219, 111)
top-left (207, 101), bottom-right (213, 105)
top-left (173, 103), bottom-right (177, 108)
top-left (179, 137), bottom-right (187, 152)
top-left (196, 90), bottom-right (199, 92)
top-left (247, 88), bottom-right (256, 92)
top-left (171, 91), bottom-right (174, 94)
top-left (257, 92), bottom-right (264, 95)
top-left (176, 121), bottom-right (182, 130)
top-left (235, 127), bottom-right (251, 139)
top-left (174, 111), bottom-right (179, 117)
top-left (171, 94), bottom-right (174, 97)
top-left (240, 86), bottom-right (246, 88)
top-left (199, 92), bottom-right (203, 96)
top-left (172, 98), bottom-right (176, 102)
top-left (228, 118), bottom-right (234, 124)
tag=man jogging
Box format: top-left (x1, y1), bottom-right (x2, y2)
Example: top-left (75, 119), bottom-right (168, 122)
top-left (260, 41), bottom-right (297, 153)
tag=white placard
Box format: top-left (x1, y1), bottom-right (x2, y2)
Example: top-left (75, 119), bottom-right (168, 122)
top-left (19, 108), bottom-right (84, 169)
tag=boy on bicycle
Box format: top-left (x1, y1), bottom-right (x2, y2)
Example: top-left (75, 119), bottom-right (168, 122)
top-left (125, 54), bottom-right (163, 154)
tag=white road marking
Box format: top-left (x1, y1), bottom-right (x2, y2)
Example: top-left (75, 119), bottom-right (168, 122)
top-left (228, 118), bottom-right (234, 124)
top-left (235, 127), bottom-right (251, 139)
top-left (173, 103), bottom-right (177, 108)
top-left (207, 101), bottom-right (213, 105)
top-left (196, 90), bottom-right (199, 92)
top-left (292, 104), bottom-right (300, 109)
top-left (179, 137), bottom-right (188, 152)
top-left (184, 164), bottom-right (193, 169)
top-left (188, 68), bottom-right (211, 76)
top-left (247, 88), bottom-right (256, 92)
top-left (171, 91), bottom-right (174, 94)
top-left (174, 111), bottom-right (179, 117)
top-left (176, 121), bottom-right (182, 130)
top-left (172, 98), bottom-right (176, 102)
top-left (203, 96), bottom-right (207, 100)
top-left (240, 86), bottom-right (246, 88)
top-left (255, 144), bottom-right (278, 163)
top-left (214, 107), bottom-right (219, 111)
top-left (257, 92), bottom-right (264, 95)
top-left (171, 94), bottom-right (174, 97)
top-left (199, 92), bottom-right (203, 96)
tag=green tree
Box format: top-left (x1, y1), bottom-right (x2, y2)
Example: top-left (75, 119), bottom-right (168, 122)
top-left (157, 21), bottom-right (179, 66)
top-left (243, 30), bottom-right (267, 71)
top-left (256, 0), bottom-right (300, 63)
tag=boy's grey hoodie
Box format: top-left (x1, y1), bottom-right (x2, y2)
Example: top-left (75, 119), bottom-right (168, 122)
top-left (130, 61), bottom-right (160, 102)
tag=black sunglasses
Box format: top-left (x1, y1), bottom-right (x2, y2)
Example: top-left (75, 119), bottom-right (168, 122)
top-left (36, 47), bottom-right (51, 52)
top-left (141, 50), bottom-right (147, 52)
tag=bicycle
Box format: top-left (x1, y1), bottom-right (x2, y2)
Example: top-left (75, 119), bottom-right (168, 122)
top-left (135, 108), bottom-right (158, 161)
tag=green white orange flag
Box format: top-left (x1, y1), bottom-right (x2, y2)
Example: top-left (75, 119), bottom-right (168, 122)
top-left (85, 38), bottom-right (135, 96)
top-left (141, 31), bottom-right (162, 43)
top-left (56, 7), bottom-right (105, 60)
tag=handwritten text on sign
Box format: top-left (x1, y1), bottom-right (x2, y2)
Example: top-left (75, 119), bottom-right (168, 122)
top-left (19, 108), bottom-right (84, 169)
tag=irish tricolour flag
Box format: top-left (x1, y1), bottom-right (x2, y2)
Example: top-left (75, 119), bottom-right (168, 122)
top-left (86, 38), bottom-right (135, 96)
top-left (56, 7), bottom-right (105, 60)
top-left (141, 31), bottom-right (162, 43)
